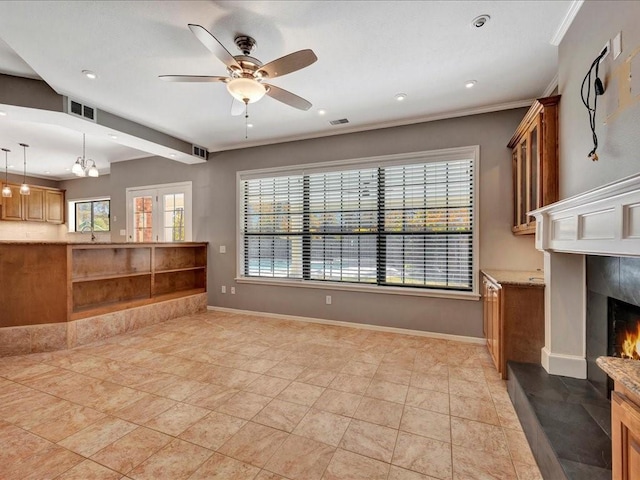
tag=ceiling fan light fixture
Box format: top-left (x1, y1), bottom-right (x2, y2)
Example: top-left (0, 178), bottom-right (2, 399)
top-left (226, 77), bottom-right (266, 104)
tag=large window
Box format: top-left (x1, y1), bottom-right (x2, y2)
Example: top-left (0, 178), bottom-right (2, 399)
top-left (239, 147), bottom-right (478, 294)
top-left (70, 199), bottom-right (110, 232)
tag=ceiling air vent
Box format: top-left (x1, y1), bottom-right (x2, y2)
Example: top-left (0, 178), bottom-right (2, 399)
top-left (329, 118), bottom-right (349, 125)
top-left (192, 144), bottom-right (208, 159)
top-left (67, 98), bottom-right (97, 122)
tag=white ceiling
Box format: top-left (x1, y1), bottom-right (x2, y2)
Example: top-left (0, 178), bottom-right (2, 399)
top-left (0, 1), bottom-right (575, 180)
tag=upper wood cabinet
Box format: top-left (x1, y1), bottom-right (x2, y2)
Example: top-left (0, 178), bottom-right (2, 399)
top-left (0, 184), bottom-right (65, 224)
top-left (0, 185), bottom-right (24, 221)
top-left (508, 95), bottom-right (560, 235)
top-left (45, 190), bottom-right (65, 224)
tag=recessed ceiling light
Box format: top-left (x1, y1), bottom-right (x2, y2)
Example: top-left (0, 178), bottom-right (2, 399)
top-left (108, 134), bottom-right (117, 139)
top-left (465, 80), bottom-right (477, 88)
top-left (82, 70), bottom-right (97, 79)
top-left (44, 171), bottom-right (51, 174)
top-left (471, 15), bottom-right (490, 28)
top-left (395, 93), bottom-right (407, 101)
top-left (317, 109), bottom-right (326, 116)
top-left (247, 123), bottom-right (254, 128)
top-left (8, 165), bottom-right (14, 168)
top-left (65, 168), bottom-right (70, 171)
top-left (0, 111), bottom-right (7, 116)
top-left (169, 153), bottom-right (176, 158)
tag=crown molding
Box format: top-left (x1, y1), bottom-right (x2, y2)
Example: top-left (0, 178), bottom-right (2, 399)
top-left (550, 0), bottom-right (584, 46)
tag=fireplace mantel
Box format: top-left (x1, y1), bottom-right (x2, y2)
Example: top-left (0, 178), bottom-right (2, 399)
top-left (529, 173), bottom-right (640, 379)
top-left (530, 172), bottom-right (640, 257)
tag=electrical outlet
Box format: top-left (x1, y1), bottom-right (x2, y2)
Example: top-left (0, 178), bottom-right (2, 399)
top-left (326, 295), bottom-right (332, 305)
top-left (221, 285), bottom-right (226, 294)
top-left (231, 287), bottom-right (236, 294)
top-left (219, 245), bottom-right (226, 253)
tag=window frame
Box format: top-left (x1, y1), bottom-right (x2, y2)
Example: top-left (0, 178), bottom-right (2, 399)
top-left (68, 197), bottom-right (111, 233)
top-left (236, 146), bottom-right (480, 300)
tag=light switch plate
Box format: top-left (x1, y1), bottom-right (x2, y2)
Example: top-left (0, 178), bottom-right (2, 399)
top-left (119, 229), bottom-right (126, 236)
top-left (613, 32), bottom-right (622, 59)
top-left (219, 245), bottom-right (226, 253)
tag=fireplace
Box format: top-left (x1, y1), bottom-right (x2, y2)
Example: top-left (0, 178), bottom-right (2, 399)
top-left (586, 255), bottom-right (640, 397)
top-left (609, 297), bottom-right (640, 360)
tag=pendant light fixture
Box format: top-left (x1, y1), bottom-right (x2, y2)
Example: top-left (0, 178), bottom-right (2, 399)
top-left (71, 133), bottom-right (99, 177)
top-left (1, 148), bottom-right (11, 198)
top-left (19, 143), bottom-right (30, 196)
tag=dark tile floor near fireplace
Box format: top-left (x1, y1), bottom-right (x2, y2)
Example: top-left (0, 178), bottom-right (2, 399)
top-left (508, 361), bottom-right (611, 480)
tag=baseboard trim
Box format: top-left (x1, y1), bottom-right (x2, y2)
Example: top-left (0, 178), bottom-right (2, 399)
top-left (541, 347), bottom-right (587, 379)
top-left (207, 305), bottom-right (485, 345)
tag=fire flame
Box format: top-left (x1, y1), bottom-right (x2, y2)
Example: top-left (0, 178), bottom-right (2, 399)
top-left (621, 322), bottom-right (640, 360)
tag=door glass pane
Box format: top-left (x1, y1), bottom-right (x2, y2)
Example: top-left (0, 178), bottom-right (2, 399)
top-left (133, 195), bottom-right (154, 242)
top-left (163, 193), bottom-right (185, 241)
top-left (529, 126), bottom-right (539, 222)
top-left (519, 139), bottom-right (527, 225)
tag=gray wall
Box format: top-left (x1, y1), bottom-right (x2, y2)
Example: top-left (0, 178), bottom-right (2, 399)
top-left (559, 1), bottom-right (640, 198)
top-left (62, 157), bottom-right (211, 242)
top-left (208, 108), bottom-right (542, 338)
top-left (62, 108), bottom-right (541, 338)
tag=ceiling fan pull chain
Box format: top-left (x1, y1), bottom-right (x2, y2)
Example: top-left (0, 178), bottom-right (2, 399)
top-left (244, 100), bottom-right (249, 139)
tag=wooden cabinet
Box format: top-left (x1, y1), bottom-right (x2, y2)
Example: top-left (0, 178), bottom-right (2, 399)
top-left (45, 190), bottom-right (65, 224)
top-left (481, 271), bottom-right (545, 379)
top-left (508, 95), bottom-right (560, 235)
top-left (24, 187), bottom-right (45, 222)
top-left (612, 387), bottom-right (640, 480)
top-left (0, 242), bottom-right (207, 328)
top-left (483, 277), bottom-right (501, 369)
top-left (69, 243), bottom-right (207, 319)
top-left (0, 184), bottom-right (65, 223)
top-left (0, 185), bottom-right (24, 220)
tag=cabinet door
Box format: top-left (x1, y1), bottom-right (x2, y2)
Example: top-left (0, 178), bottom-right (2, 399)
top-left (528, 118), bottom-right (541, 224)
top-left (485, 282), bottom-right (501, 372)
top-left (1, 185), bottom-right (23, 220)
top-left (482, 278), bottom-right (489, 337)
top-left (24, 187), bottom-right (45, 222)
top-left (612, 391), bottom-right (640, 480)
top-left (45, 190), bottom-right (65, 224)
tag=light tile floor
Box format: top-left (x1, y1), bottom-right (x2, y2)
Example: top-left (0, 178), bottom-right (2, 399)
top-left (0, 311), bottom-right (543, 480)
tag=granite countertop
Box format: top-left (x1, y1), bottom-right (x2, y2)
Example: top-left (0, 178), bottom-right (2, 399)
top-left (597, 356), bottom-right (640, 398)
top-left (482, 269), bottom-right (545, 286)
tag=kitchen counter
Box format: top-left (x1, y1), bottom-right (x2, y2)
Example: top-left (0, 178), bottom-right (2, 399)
top-left (597, 356), bottom-right (640, 398)
top-left (0, 240), bottom-right (207, 245)
top-left (481, 269), bottom-right (545, 287)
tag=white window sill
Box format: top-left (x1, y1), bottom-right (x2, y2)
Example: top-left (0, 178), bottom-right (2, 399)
top-left (235, 277), bottom-right (480, 301)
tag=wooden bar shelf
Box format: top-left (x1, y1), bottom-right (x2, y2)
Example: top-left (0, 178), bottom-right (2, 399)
top-left (0, 241), bottom-right (207, 328)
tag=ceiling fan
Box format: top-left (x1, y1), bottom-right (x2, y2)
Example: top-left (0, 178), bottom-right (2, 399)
top-left (160, 24), bottom-right (317, 112)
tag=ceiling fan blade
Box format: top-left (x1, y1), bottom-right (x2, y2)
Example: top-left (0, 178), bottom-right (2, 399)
top-left (257, 49), bottom-right (317, 79)
top-left (159, 75), bottom-right (229, 83)
top-left (265, 84), bottom-right (312, 110)
top-left (231, 98), bottom-right (245, 116)
top-left (188, 24), bottom-right (241, 72)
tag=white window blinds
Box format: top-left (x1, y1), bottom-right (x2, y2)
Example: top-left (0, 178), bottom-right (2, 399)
top-left (241, 153), bottom-right (475, 291)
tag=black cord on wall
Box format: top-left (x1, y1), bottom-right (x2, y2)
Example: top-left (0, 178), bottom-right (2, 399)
top-left (581, 46), bottom-right (608, 161)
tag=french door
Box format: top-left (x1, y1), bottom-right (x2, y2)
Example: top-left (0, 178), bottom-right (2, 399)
top-left (126, 182), bottom-right (192, 242)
